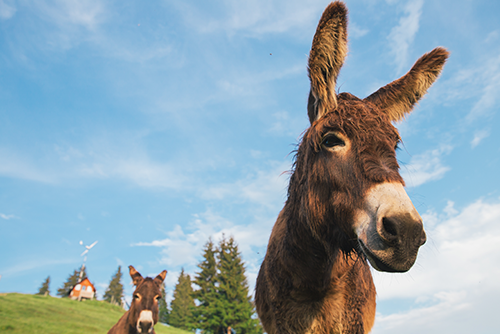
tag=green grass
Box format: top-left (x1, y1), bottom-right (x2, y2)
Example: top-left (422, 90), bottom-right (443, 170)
top-left (0, 293), bottom-right (191, 334)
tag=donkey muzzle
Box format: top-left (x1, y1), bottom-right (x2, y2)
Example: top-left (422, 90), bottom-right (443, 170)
top-left (355, 182), bottom-right (426, 272)
top-left (137, 310), bottom-right (154, 334)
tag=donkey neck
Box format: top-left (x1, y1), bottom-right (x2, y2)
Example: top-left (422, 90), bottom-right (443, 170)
top-left (275, 202), bottom-right (357, 300)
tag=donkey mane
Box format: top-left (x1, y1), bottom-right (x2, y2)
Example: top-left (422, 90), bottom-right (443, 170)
top-left (255, 2), bottom-right (448, 334)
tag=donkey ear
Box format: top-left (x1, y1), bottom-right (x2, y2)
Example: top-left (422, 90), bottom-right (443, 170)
top-left (364, 47), bottom-right (449, 121)
top-left (154, 270), bottom-right (167, 285)
top-left (307, 1), bottom-right (348, 124)
top-left (129, 265), bottom-right (144, 286)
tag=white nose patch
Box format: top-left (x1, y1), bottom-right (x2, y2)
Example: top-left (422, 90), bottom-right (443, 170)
top-left (137, 310), bottom-right (154, 333)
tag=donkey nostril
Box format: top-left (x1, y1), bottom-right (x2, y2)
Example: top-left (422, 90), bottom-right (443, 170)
top-left (382, 217), bottom-right (398, 237)
top-left (139, 321), bottom-right (152, 333)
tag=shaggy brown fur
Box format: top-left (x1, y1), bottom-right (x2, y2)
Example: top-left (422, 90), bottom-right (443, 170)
top-left (255, 2), bottom-right (448, 334)
top-left (108, 266), bottom-right (167, 334)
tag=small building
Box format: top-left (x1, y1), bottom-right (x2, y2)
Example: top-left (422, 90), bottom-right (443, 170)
top-left (69, 278), bottom-right (96, 301)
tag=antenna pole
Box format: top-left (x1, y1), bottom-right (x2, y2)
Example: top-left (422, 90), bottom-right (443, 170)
top-left (79, 255), bottom-right (87, 282)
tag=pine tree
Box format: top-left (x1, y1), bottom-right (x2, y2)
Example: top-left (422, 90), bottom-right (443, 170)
top-left (216, 236), bottom-right (262, 334)
top-left (159, 281), bottom-right (169, 324)
top-left (57, 267), bottom-right (87, 297)
top-left (36, 276), bottom-right (51, 296)
top-left (103, 266), bottom-right (124, 306)
top-left (192, 238), bottom-right (220, 334)
top-left (169, 268), bottom-right (196, 331)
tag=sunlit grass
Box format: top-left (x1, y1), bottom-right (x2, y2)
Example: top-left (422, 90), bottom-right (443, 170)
top-left (0, 293), bottom-right (191, 334)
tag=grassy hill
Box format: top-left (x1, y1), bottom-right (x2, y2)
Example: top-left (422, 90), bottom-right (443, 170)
top-left (0, 293), bottom-right (192, 334)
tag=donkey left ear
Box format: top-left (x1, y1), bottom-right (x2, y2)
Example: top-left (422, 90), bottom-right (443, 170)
top-left (364, 47), bottom-right (449, 121)
top-left (154, 270), bottom-right (167, 285)
top-left (129, 265), bottom-right (144, 286)
top-left (307, 1), bottom-right (348, 124)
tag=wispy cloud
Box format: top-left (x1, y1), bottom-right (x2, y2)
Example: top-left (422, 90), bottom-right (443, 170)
top-left (471, 129), bottom-right (490, 148)
top-left (0, 213), bottom-right (18, 220)
top-left (440, 53), bottom-right (500, 123)
top-left (133, 162), bottom-right (291, 295)
top-left (401, 145), bottom-right (452, 187)
top-left (372, 197), bottom-right (500, 334)
top-left (134, 207), bottom-right (275, 298)
top-left (173, 0), bottom-right (325, 38)
top-left (37, 0), bottom-right (103, 30)
top-left (467, 55), bottom-right (500, 121)
top-left (0, 0), bottom-right (16, 20)
top-left (0, 136), bottom-right (190, 189)
top-left (0, 147), bottom-right (56, 183)
top-left (387, 0), bottom-right (424, 74)
top-left (199, 161), bottom-right (290, 209)
top-left (27, 0), bottom-right (105, 50)
top-left (350, 22), bottom-right (369, 39)
top-left (2, 257), bottom-right (75, 277)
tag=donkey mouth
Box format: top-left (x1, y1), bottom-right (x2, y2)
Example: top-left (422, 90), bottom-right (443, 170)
top-left (358, 241), bottom-right (400, 273)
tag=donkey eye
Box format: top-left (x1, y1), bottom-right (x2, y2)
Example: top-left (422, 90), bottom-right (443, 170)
top-left (134, 294), bottom-right (140, 300)
top-left (322, 134), bottom-right (345, 148)
top-left (155, 295), bottom-right (161, 301)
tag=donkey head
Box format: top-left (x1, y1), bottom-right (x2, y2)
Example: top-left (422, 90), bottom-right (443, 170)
top-left (292, 1), bottom-right (448, 272)
top-left (128, 266), bottom-right (167, 334)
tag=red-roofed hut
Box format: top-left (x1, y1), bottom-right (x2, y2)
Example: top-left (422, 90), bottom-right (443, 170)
top-left (69, 278), bottom-right (96, 301)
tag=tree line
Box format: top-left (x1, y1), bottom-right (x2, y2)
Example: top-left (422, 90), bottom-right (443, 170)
top-left (35, 235), bottom-right (262, 334)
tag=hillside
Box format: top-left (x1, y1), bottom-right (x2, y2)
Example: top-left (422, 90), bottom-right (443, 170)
top-left (0, 293), bottom-right (192, 334)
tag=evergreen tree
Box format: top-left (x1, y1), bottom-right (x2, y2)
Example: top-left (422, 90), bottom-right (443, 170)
top-left (57, 267), bottom-right (87, 297)
top-left (169, 268), bottom-right (196, 331)
top-left (215, 236), bottom-right (262, 334)
top-left (103, 266), bottom-right (124, 306)
top-left (192, 238), bottom-right (219, 334)
top-left (36, 276), bottom-right (51, 296)
top-left (159, 281), bottom-right (170, 324)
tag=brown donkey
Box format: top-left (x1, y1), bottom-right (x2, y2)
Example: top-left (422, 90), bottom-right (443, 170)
top-left (255, 2), bottom-right (448, 333)
top-left (108, 266), bottom-right (167, 334)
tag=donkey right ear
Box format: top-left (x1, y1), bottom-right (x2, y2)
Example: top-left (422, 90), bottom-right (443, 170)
top-left (364, 47), bottom-right (449, 121)
top-left (154, 270), bottom-right (167, 285)
top-left (129, 265), bottom-right (144, 286)
top-left (307, 1), bottom-right (348, 124)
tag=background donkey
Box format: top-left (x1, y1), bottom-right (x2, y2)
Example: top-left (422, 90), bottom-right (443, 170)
top-left (255, 1), bottom-right (448, 333)
top-left (108, 266), bottom-right (167, 334)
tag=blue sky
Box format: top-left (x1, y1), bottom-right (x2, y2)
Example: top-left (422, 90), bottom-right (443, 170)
top-left (1, 0), bottom-right (499, 333)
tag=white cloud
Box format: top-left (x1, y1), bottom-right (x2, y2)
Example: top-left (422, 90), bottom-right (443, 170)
top-left (27, 0), bottom-right (105, 51)
top-left (32, 0), bottom-right (103, 30)
top-left (0, 213), bottom-right (18, 220)
top-left (350, 22), bottom-right (369, 39)
top-left (6, 0), bottom-right (173, 64)
top-left (133, 206), bottom-right (275, 300)
top-left (467, 55), bottom-right (500, 121)
top-left (401, 145), bottom-right (452, 187)
top-left (440, 53), bottom-right (500, 122)
top-left (200, 160), bottom-right (290, 209)
top-left (387, 0), bottom-right (424, 74)
top-left (133, 162), bottom-right (291, 295)
top-left (78, 158), bottom-right (186, 190)
top-left (0, 147), bottom-right (55, 183)
top-left (173, 0), bottom-right (325, 38)
top-left (0, 0), bottom-right (16, 19)
top-left (471, 129), bottom-right (490, 148)
top-left (2, 258), bottom-right (75, 277)
top-left (0, 141), bottom-right (188, 189)
top-left (372, 197), bottom-right (500, 333)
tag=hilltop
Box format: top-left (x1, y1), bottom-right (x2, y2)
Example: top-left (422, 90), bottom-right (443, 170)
top-left (0, 293), bottom-right (191, 334)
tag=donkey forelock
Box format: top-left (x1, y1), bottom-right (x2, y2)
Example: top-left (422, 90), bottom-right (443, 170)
top-left (289, 93), bottom-right (405, 250)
